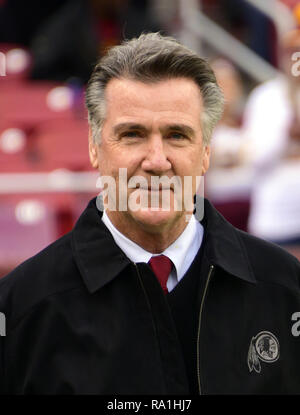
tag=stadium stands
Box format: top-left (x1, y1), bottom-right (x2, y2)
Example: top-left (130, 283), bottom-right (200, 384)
top-left (0, 44), bottom-right (95, 275)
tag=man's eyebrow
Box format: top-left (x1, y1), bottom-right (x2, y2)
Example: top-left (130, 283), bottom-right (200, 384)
top-left (113, 123), bottom-right (147, 134)
top-left (113, 122), bottom-right (195, 136)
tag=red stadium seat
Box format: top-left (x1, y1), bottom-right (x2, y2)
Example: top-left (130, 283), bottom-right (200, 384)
top-left (0, 120), bottom-right (36, 172)
top-left (33, 118), bottom-right (91, 171)
top-left (0, 80), bottom-right (75, 125)
top-left (0, 197), bottom-right (57, 272)
top-left (0, 43), bottom-right (31, 81)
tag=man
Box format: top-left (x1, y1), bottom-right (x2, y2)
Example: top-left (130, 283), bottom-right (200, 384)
top-left (0, 33), bottom-right (300, 395)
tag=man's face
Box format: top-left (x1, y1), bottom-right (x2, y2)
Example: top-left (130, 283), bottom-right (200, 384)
top-left (89, 77), bottom-right (210, 235)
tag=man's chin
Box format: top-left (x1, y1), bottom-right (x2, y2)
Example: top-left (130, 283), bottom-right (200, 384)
top-left (128, 207), bottom-right (182, 232)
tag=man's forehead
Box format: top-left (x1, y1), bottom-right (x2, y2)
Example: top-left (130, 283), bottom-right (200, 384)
top-left (103, 77), bottom-right (204, 121)
top-left (105, 76), bottom-right (202, 101)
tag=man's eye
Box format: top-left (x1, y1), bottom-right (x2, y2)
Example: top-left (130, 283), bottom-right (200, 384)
top-left (122, 131), bottom-right (141, 138)
top-left (169, 132), bottom-right (186, 140)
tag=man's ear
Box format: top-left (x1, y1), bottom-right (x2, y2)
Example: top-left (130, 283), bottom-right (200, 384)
top-left (201, 145), bottom-right (210, 175)
top-left (88, 128), bottom-right (99, 169)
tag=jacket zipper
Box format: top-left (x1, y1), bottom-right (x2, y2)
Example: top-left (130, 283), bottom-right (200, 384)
top-left (197, 264), bottom-right (215, 395)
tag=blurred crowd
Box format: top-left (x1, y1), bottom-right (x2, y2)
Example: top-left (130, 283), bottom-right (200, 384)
top-left (0, 0), bottom-right (300, 275)
top-left (206, 11), bottom-right (300, 258)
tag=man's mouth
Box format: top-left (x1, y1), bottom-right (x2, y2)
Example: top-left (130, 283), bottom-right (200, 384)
top-left (137, 185), bottom-right (173, 191)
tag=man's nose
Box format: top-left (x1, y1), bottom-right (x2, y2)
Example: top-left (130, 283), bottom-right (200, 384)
top-left (141, 136), bottom-right (172, 173)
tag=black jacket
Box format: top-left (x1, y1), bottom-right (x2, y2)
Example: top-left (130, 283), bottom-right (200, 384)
top-left (0, 198), bottom-right (300, 394)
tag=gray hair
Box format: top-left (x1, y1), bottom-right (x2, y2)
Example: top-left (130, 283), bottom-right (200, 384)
top-left (85, 32), bottom-right (224, 145)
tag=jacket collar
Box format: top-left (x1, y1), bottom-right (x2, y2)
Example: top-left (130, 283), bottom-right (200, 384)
top-left (201, 198), bottom-right (256, 284)
top-left (72, 197), bottom-right (256, 293)
top-left (71, 198), bottom-right (132, 293)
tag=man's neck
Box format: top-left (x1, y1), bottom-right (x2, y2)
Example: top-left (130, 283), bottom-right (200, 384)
top-left (105, 210), bottom-right (191, 253)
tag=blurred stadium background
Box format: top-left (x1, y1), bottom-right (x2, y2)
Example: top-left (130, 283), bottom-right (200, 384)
top-left (0, 0), bottom-right (300, 277)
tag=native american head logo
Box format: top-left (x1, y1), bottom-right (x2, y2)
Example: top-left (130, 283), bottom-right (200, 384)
top-left (247, 331), bottom-right (280, 373)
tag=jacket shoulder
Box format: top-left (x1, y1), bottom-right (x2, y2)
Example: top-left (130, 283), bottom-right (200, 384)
top-left (236, 228), bottom-right (300, 290)
top-left (0, 231), bottom-right (82, 328)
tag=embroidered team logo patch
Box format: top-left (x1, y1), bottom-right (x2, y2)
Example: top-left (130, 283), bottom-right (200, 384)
top-left (247, 331), bottom-right (280, 373)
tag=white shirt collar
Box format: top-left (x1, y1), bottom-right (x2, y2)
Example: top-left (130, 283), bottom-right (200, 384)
top-left (101, 211), bottom-right (204, 283)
